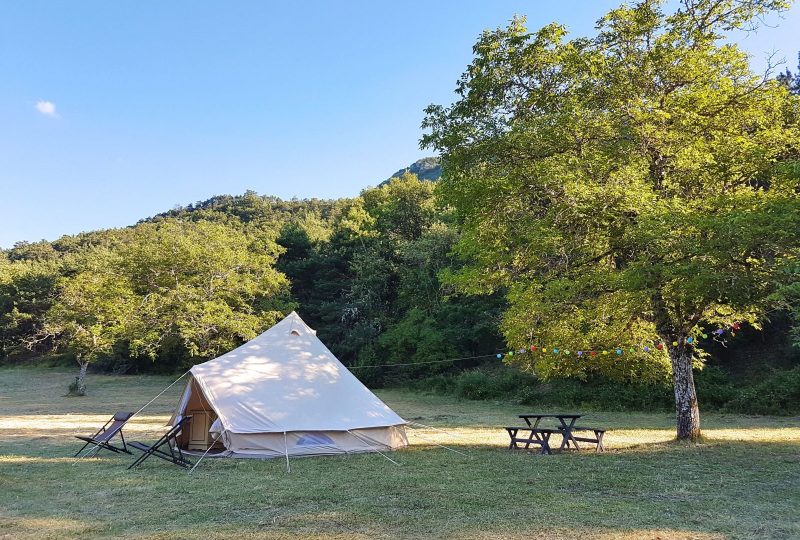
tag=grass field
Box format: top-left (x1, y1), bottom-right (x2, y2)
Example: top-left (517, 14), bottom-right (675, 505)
top-left (0, 367), bottom-right (798, 539)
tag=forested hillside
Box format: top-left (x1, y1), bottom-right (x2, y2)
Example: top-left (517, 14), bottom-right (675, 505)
top-left (0, 171), bottom-right (504, 390)
top-left (2, 114), bottom-right (799, 416)
top-left (2, 168), bottom-right (798, 409)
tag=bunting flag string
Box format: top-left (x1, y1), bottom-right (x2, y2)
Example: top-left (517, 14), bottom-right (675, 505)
top-left (345, 323), bottom-right (744, 370)
top-left (494, 323), bottom-right (742, 360)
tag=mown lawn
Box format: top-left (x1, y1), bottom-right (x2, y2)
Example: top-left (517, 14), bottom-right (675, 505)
top-left (0, 367), bottom-right (798, 539)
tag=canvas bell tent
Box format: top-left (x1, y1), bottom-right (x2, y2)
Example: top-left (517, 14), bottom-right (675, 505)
top-left (169, 311), bottom-right (408, 458)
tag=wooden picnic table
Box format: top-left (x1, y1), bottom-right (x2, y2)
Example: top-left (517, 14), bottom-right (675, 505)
top-left (518, 413), bottom-right (583, 452)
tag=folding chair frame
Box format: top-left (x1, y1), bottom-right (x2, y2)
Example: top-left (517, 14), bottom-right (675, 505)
top-left (128, 416), bottom-right (194, 470)
top-left (74, 411), bottom-right (134, 457)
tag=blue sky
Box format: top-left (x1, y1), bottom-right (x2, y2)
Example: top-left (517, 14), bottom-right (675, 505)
top-left (2, 1), bottom-right (798, 248)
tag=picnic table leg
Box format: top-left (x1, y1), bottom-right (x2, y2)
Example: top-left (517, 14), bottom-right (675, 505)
top-left (523, 431), bottom-right (534, 450)
top-left (558, 417), bottom-right (581, 452)
top-left (523, 416), bottom-right (542, 429)
top-left (539, 432), bottom-right (552, 455)
top-left (595, 430), bottom-right (605, 452)
top-left (524, 429), bottom-right (546, 450)
top-left (508, 428), bottom-right (518, 450)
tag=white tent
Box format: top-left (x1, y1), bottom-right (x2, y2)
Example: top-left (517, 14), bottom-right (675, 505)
top-left (171, 311), bottom-right (408, 458)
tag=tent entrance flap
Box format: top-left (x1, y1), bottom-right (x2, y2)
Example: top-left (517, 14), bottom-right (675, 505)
top-left (174, 378), bottom-right (222, 452)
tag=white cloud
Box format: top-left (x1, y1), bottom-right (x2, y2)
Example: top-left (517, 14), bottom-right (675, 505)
top-left (35, 100), bottom-right (58, 117)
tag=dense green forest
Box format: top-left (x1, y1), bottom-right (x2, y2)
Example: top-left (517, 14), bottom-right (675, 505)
top-left (2, 169), bottom-right (798, 413)
top-left (0, 172), bottom-right (504, 391)
top-left (2, 3), bottom-right (800, 427)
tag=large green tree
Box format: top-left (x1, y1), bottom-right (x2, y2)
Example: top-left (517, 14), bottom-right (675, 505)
top-left (274, 175), bottom-right (504, 378)
top-left (117, 219), bottom-right (292, 362)
top-left (423, 0), bottom-right (800, 439)
top-left (33, 219), bottom-right (292, 393)
top-left (39, 250), bottom-right (136, 395)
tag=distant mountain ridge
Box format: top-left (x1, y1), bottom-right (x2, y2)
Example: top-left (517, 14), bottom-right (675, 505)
top-left (383, 157), bottom-right (441, 185)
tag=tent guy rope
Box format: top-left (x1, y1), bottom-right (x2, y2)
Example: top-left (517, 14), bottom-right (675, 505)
top-left (189, 429), bottom-right (225, 474)
top-left (407, 427), bottom-right (470, 457)
top-left (131, 370), bottom-right (189, 419)
top-left (347, 430), bottom-right (401, 466)
top-left (347, 353), bottom-right (500, 369)
top-left (346, 323), bottom-right (746, 370)
top-left (408, 421), bottom-right (479, 444)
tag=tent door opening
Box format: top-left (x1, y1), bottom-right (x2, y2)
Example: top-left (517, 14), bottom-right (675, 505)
top-left (187, 409), bottom-right (217, 450)
top-left (176, 378), bottom-right (222, 452)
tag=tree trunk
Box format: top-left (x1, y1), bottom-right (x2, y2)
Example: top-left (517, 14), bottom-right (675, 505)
top-left (668, 343), bottom-right (700, 440)
top-left (76, 358), bottom-right (88, 396)
top-left (652, 292), bottom-right (701, 440)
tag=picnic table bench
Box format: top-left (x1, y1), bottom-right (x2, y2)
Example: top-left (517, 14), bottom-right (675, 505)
top-left (565, 425), bottom-right (606, 452)
top-left (505, 413), bottom-right (606, 454)
top-left (504, 426), bottom-right (562, 454)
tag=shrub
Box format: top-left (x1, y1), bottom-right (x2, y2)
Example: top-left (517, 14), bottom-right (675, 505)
top-left (518, 377), bottom-right (673, 412)
top-left (66, 376), bottom-right (84, 397)
top-left (410, 363), bottom-right (800, 415)
top-left (453, 371), bottom-right (497, 400)
top-left (695, 366), bottom-right (738, 409)
top-left (411, 365), bottom-right (538, 400)
top-left (452, 367), bottom-right (539, 400)
top-left (413, 374), bottom-right (456, 395)
top-left (724, 367), bottom-right (800, 415)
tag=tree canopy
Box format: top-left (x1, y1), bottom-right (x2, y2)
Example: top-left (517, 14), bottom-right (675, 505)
top-left (0, 176), bottom-right (506, 392)
top-left (422, 0), bottom-right (800, 438)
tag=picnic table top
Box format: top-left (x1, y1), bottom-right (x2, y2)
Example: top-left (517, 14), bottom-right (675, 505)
top-left (518, 413), bottom-right (583, 419)
top-left (504, 426), bottom-right (564, 432)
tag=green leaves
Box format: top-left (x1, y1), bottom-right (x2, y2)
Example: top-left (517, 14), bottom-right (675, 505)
top-left (39, 219), bottom-right (292, 367)
top-left (423, 0), bottom-right (800, 382)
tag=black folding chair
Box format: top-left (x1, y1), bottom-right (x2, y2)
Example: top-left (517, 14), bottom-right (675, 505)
top-left (74, 411), bottom-right (134, 457)
top-left (128, 416), bottom-right (194, 469)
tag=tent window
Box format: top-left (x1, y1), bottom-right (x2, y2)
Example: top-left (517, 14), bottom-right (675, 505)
top-left (290, 330), bottom-right (300, 336)
top-left (296, 433), bottom-right (334, 446)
